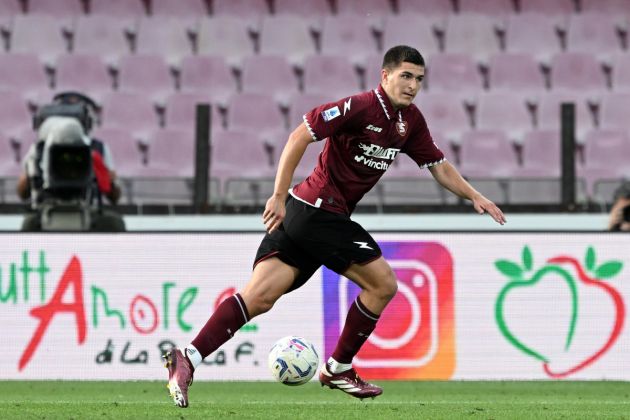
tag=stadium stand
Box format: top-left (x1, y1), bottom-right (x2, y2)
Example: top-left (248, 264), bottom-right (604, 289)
top-left (0, 0), bottom-right (627, 211)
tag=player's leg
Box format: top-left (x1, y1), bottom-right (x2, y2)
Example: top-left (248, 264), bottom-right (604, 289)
top-left (165, 257), bottom-right (297, 408)
top-left (319, 257), bottom-right (396, 399)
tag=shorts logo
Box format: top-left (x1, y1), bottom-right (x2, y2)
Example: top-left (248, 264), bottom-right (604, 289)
top-left (323, 241), bottom-right (455, 380)
top-left (321, 106), bottom-right (341, 122)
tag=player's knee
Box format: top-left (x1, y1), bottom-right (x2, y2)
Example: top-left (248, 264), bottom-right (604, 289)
top-left (380, 271), bottom-right (398, 301)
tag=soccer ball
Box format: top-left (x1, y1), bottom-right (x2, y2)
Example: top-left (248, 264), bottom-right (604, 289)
top-left (268, 336), bottom-right (319, 386)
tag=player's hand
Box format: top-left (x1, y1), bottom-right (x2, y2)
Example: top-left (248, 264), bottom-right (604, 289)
top-left (472, 194), bottom-right (506, 225)
top-left (263, 195), bottom-right (286, 233)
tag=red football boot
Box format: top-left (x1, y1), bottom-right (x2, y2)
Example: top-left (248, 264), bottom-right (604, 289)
top-left (319, 364), bottom-right (383, 400)
top-left (163, 348), bottom-right (194, 408)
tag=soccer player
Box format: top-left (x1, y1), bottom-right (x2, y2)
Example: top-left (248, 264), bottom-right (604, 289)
top-left (164, 45), bottom-right (506, 407)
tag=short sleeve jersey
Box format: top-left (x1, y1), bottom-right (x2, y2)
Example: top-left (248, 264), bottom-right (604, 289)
top-left (291, 84), bottom-right (445, 215)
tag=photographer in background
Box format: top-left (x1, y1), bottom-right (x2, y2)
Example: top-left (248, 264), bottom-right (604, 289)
top-left (608, 181), bottom-right (630, 232)
top-left (16, 92), bottom-right (125, 232)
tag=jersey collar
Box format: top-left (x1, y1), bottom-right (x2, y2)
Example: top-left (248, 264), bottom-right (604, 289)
top-left (374, 84), bottom-right (395, 120)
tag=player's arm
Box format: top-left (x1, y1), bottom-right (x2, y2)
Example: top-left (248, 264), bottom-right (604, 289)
top-left (429, 160), bottom-right (506, 225)
top-left (263, 123), bottom-right (313, 233)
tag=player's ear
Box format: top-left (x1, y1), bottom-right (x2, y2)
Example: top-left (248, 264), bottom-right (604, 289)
top-left (380, 68), bottom-right (389, 85)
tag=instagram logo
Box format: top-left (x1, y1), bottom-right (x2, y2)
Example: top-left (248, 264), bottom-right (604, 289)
top-left (323, 241), bottom-right (455, 379)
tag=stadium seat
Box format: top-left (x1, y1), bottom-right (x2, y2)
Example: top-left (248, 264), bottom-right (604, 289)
top-left (504, 14), bottom-right (564, 65)
top-left (518, 0), bottom-right (575, 15)
top-left (0, 90), bottom-right (30, 141)
top-left (149, 0), bottom-right (208, 17)
top-left (54, 54), bottom-right (112, 103)
top-left (178, 55), bottom-right (236, 107)
top-left (302, 54), bottom-right (362, 99)
top-left (0, 53), bottom-right (50, 105)
top-left (443, 14), bottom-right (502, 64)
top-left (475, 92), bottom-right (533, 143)
top-left (599, 93), bottom-right (630, 132)
top-left (583, 129), bottom-right (630, 170)
top-left (516, 129), bottom-right (561, 177)
top-left (196, 17), bottom-right (255, 68)
top-left (458, 0), bottom-right (514, 16)
top-left (0, 0), bottom-right (20, 16)
top-left (458, 129), bottom-right (519, 178)
top-left (212, 129), bottom-right (275, 203)
top-left (335, 0), bottom-right (392, 18)
top-left (116, 54), bottom-right (174, 103)
top-left (611, 54), bottom-right (630, 93)
top-left (424, 53), bottom-right (483, 99)
top-left (134, 17), bottom-right (195, 67)
top-left (288, 92), bottom-right (336, 130)
top-left (381, 15), bottom-right (440, 59)
top-left (145, 128), bottom-right (197, 176)
top-left (273, 0), bottom-right (331, 18)
top-left (566, 13), bottom-right (624, 61)
top-left (397, 0), bottom-right (453, 17)
top-left (549, 53), bottom-right (607, 98)
top-left (258, 15), bottom-right (317, 67)
top-left (320, 15), bottom-right (379, 66)
top-left (211, 0), bottom-right (269, 18)
top-left (226, 93), bottom-right (285, 141)
top-left (536, 92), bottom-right (592, 143)
top-left (101, 92), bottom-right (160, 139)
top-left (580, 0), bottom-right (630, 13)
top-left (415, 92), bottom-right (469, 146)
top-left (89, 0), bottom-right (146, 17)
top-left (487, 53), bottom-right (546, 96)
top-left (90, 126), bottom-right (145, 177)
top-left (364, 54), bottom-right (385, 90)
top-left (72, 16), bottom-right (133, 66)
top-left (8, 15), bottom-right (69, 65)
top-left (164, 92), bottom-right (223, 133)
top-left (27, 0), bottom-right (83, 17)
top-left (241, 55), bottom-right (298, 106)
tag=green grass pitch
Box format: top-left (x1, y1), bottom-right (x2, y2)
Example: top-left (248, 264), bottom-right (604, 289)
top-left (1, 381), bottom-right (628, 419)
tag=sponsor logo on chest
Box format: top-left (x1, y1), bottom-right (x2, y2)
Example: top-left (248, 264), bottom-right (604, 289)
top-left (366, 124), bottom-right (383, 133)
top-left (354, 143), bottom-right (401, 171)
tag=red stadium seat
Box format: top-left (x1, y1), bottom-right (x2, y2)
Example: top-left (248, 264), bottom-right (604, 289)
top-left (116, 54), bottom-right (175, 103)
top-left (150, 0), bottom-right (208, 17)
top-left (163, 92), bottom-right (224, 133)
top-left (535, 92), bottom-right (593, 144)
top-left (101, 92), bottom-right (160, 139)
top-left (488, 53), bottom-right (546, 96)
top-left (179, 56), bottom-right (236, 107)
top-left (566, 13), bottom-right (624, 61)
top-left (320, 15), bottom-right (379, 66)
top-left (28, 0), bottom-right (83, 17)
top-left (424, 53), bottom-right (483, 99)
top-left (397, 0), bottom-right (453, 17)
top-left (54, 54), bottom-right (112, 103)
top-left (504, 14), bottom-right (564, 65)
top-left (381, 15), bottom-right (441, 59)
top-left (72, 16), bottom-right (133, 66)
top-left (196, 17), bottom-right (255, 68)
top-left (302, 54), bottom-right (362, 99)
top-left (416, 92), bottom-right (470, 146)
top-left (258, 15), bottom-right (317, 66)
top-left (475, 92), bottom-right (533, 143)
top-left (458, 129), bottom-right (519, 177)
top-left (443, 14), bottom-right (502, 64)
top-left (518, 0), bottom-right (575, 15)
top-left (241, 54), bottom-right (299, 105)
top-left (8, 16), bottom-right (69, 65)
top-left (0, 53), bottom-right (50, 104)
top-left (89, 0), bottom-right (146, 18)
top-left (134, 17), bottom-right (195, 66)
top-left (549, 53), bottom-right (607, 98)
top-left (458, 0), bottom-right (514, 16)
top-left (599, 93), bottom-right (630, 132)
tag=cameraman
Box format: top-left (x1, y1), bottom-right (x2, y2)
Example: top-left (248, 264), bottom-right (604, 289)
top-left (608, 181), bottom-right (630, 232)
top-left (16, 92), bottom-right (125, 232)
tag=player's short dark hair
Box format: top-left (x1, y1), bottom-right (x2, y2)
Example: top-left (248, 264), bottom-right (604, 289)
top-left (382, 45), bottom-right (425, 70)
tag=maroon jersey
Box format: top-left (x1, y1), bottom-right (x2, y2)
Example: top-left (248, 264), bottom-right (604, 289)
top-left (291, 84), bottom-right (445, 215)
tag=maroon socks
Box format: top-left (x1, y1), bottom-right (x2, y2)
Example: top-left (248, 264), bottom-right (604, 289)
top-left (331, 296), bottom-right (380, 364)
top-left (189, 293), bottom-right (250, 362)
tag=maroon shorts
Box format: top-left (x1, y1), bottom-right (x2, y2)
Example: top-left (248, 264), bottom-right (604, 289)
top-left (254, 196), bottom-right (381, 292)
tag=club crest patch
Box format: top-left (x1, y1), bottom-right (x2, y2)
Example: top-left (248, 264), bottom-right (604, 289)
top-left (396, 121), bottom-right (408, 136)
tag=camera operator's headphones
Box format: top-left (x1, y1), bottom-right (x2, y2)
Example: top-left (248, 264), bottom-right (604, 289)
top-left (33, 91), bottom-right (98, 134)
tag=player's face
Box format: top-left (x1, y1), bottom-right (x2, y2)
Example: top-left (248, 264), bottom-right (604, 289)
top-left (381, 62), bottom-right (425, 110)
